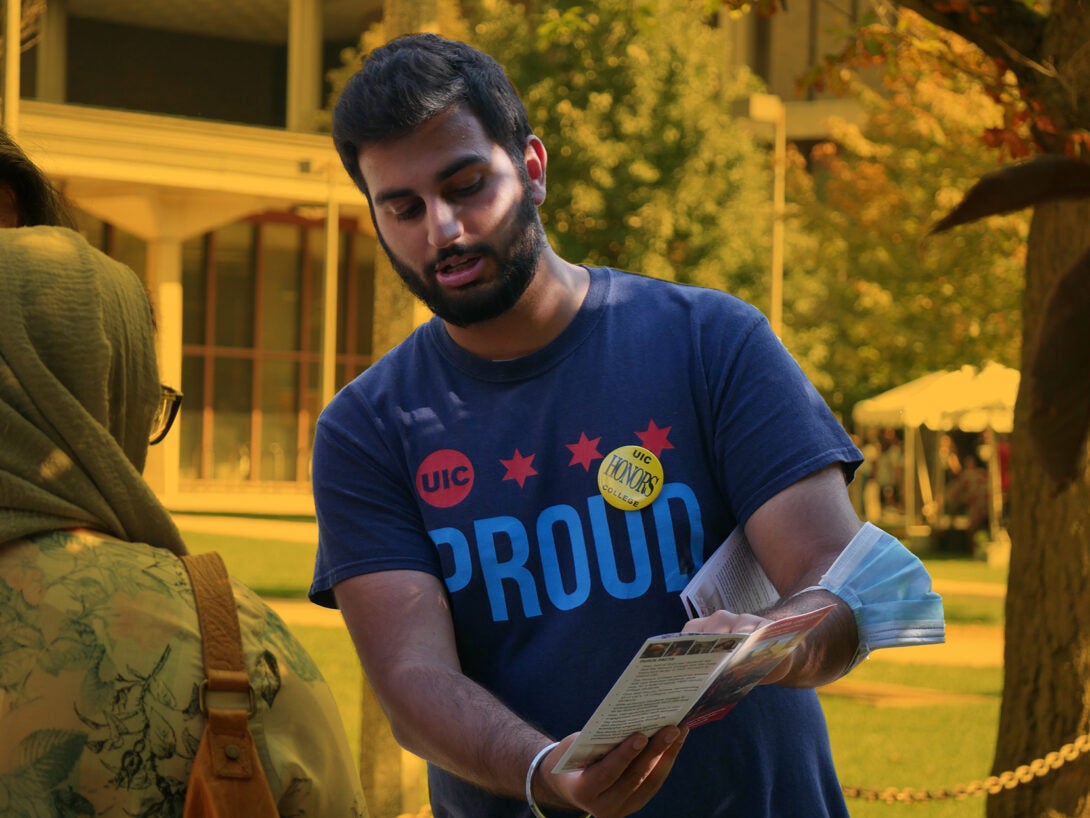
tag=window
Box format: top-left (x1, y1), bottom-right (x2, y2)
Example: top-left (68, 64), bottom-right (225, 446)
top-left (74, 204), bottom-right (381, 489)
top-left (180, 213), bottom-right (376, 484)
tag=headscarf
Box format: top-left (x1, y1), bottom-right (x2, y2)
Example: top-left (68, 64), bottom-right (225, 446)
top-left (0, 226), bottom-right (186, 554)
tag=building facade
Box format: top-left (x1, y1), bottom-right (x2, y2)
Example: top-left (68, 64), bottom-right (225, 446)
top-left (720, 0), bottom-right (869, 145)
top-left (8, 0), bottom-right (400, 514)
top-left (3, 3), bottom-right (878, 814)
top-left (6, 0), bottom-right (869, 517)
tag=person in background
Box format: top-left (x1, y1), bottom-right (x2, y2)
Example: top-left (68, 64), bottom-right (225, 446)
top-left (875, 429), bottom-right (905, 514)
top-left (946, 453), bottom-right (990, 550)
top-left (311, 34), bottom-right (943, 818)
top-left (0, 130), bottom-right (368, 818)
top-left (997, 435), bottom-right (1011, 521)
top-left (858, 428), bottom-right (883, 522)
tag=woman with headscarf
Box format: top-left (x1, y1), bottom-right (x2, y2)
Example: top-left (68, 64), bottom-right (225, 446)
top-left (0, 132), bottom-right (367, 817)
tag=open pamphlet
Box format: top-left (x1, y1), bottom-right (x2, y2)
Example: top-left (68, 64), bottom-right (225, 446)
top-left (552, 605), bottom-right (832, 772)
top-left (553, 529), bottom-right (831, 773)
top-left (679, 526), bottom-right (779, 618)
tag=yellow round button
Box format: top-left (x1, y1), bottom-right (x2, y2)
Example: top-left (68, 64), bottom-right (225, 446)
top-left (597, 445), bottom-right (664, 511)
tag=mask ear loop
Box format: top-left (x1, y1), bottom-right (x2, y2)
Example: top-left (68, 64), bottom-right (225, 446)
top-left (798, 522), bottom-right (945, 671)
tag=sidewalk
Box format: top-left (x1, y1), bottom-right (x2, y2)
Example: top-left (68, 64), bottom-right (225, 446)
top-left (930, 578), bottom-right (1005, 598)
top-left (869, 623), bottom-right (1001, 667)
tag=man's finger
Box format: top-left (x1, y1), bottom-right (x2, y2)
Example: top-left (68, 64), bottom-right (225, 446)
top-left (616, 727), bottom-right (690, 813)
top-left (580, 727), bottom-right (684, 799)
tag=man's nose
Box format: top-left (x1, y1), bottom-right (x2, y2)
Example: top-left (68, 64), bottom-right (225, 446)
top-left (427, 200), bottom-right (463, 248)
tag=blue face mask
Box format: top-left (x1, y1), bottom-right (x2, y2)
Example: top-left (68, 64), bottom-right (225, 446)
top-left (811, 522), bottom-right (945, 668)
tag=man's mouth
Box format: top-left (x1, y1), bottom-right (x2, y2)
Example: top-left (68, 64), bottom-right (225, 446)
top-left (434, 254), bottom-right (485, 288)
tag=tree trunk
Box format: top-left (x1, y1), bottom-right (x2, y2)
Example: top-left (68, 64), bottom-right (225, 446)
top-left (986, 5), bottom-right (1090, 814)
top-left (989, 200), bottom-right (1090, 817)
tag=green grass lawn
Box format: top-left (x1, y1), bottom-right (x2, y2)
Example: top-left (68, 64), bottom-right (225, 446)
top-left (289, 624), bottom-right (363, 766)
top-left (924, 553), bottom-right (1010, 587)
top-left (823, 552), bottom-right (1007, 818)
top-left (179, 522), bottom-right (1008, 816)
top-left (822, 662), bottom-right (1002, 818)
top-left (184, 530), bottom-right (317, 597)
top-left (824, 699), bottom-right (998, 818)
top-left (924, 552), bottom-right (1008, 627)
top-left (941, 593), bottom-right (1004, 627)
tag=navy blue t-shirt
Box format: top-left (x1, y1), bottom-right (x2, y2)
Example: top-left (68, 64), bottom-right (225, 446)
top-left (311, 267), bottom-right (860, 817)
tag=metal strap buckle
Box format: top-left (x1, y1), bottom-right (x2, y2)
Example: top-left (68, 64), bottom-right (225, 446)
top-left (198, 679), bottom-right (257, 716)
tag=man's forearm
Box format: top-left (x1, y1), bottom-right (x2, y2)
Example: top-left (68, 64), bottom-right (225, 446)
top-left (761, 588), bottom-right (859, 686)
top-left (377, 659), bottom-right (551, 798)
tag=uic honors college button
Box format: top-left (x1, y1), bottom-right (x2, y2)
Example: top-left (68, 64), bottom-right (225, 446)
top-left (597, 445), bottom-right (664, 511)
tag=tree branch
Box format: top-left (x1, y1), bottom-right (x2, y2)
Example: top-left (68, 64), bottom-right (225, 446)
top-left (895, 0), bottom-right (1046, 71)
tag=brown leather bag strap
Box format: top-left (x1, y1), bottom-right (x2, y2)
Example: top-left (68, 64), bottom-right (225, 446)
top-left (183, 552), bottom-right (251, 705)
top-left (181, 552), bottom-right (276, 807)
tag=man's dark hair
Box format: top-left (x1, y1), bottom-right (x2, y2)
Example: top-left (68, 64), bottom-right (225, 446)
top-left (0, 129), bottom-right (75, 228)
top-left (332, 33), bottom-right (533, 196)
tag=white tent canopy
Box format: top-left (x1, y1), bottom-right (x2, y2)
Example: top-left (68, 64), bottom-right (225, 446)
top-left (851, 363), bottom-right (1019, 543)
top-left (852, 362), bottom-right (1019, 434)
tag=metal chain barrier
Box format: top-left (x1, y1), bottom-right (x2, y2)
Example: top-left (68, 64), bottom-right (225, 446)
top-left (842, 731), bottom-right (1090, 803)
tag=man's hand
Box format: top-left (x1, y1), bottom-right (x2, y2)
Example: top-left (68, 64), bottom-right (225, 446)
top-left (536, 727), bottom-right (688, 818)
top-left (683, 610), bottom-right (767, 636)
top-left (681, 611), bottom-right (792, 685)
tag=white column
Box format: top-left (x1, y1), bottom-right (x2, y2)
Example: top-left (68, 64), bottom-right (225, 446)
top-left (36, 0), bottom-right (67, 102)
top-left (287, 0), bottom-right (322, 131)
top-left (4, 0), bottom-right (21, 135)
top-left (143, 237), bottom-right (184, 501)
top-left (320, 172), bottom-right (339, 407)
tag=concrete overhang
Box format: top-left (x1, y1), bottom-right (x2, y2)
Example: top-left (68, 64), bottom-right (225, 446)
top-left (16, 99), bottom-right (372, 237)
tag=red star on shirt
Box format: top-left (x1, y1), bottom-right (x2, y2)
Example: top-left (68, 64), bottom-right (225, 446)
top-left (636, 420), bottom-right (674, 457)
top-left (500, 449), bottom-right (538, 488)
top-left (566, 432), bottom-right (603, 471)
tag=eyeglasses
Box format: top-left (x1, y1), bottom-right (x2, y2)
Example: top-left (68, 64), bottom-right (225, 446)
top-left (149, 385), bottom-right (183, 445)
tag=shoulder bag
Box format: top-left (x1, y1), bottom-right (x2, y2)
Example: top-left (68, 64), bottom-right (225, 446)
top-left (181, 551), bottom-right (279, 817)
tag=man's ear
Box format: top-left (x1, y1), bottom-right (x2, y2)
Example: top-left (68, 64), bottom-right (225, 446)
top-left (0, 184), bottom-right (19, 228)
top-left (524, 135), bottom-right (547, 206)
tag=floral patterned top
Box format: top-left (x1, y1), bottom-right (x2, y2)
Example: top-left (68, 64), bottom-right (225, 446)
top-left (0, 530), bottom-right (368, 817)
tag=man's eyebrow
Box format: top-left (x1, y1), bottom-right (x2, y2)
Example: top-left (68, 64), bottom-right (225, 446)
top-left (372, 154), bottom-right (489, 205)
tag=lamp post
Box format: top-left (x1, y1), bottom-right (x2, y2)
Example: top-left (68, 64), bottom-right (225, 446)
top-left (742, 93), bottom-right (786, 337)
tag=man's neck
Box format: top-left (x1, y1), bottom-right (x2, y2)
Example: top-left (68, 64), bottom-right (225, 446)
top-left (443, 251), bottom-right (589, 360)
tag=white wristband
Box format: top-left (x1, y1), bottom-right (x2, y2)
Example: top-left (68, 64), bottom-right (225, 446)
top-left (524, 741), bottom-right (590, 818)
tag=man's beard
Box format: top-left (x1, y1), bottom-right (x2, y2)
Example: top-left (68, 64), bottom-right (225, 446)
top-left (377, 182), bottom-right (545, 328)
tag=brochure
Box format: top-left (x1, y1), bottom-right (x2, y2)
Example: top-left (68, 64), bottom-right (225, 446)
top-left (551, 526), bottom-right (839, 773)
top-left (551, 604), bottom-right (833, 772)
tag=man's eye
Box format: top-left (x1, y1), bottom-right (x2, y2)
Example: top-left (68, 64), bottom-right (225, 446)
top-left (393, 203), bottom-right (422, 221)
top-left (452, 178), bottom-right (484, 197)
